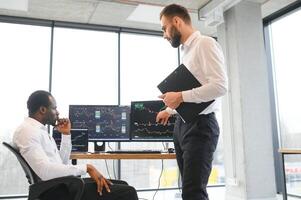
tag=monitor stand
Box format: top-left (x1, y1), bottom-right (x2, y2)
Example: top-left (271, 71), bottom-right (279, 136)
top-left (94, 141), bottom-right (105, 152)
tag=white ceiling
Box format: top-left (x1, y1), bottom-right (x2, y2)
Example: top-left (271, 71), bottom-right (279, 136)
top-left (0, 0), bottom-right (298, 36)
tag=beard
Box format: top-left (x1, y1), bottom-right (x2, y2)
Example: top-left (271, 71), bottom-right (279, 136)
top-left (45, 113), bottom-right (57, 126)
top-left (46, 118), bottom-right (56, 126)
top-left (169, 26), bottom-right (181, 48)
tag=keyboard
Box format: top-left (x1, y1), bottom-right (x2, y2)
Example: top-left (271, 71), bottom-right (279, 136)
top-left (106, 149), bottom-right (162, 154)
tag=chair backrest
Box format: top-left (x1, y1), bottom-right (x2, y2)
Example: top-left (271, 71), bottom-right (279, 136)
top-left (2, 142), bottom-right (41, 184)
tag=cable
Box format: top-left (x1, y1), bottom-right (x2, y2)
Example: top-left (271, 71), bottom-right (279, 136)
top-left (104, 159), bottom-right (112, 180)
top-left (152, 159), bottom-right (164, 200)
top-left (108, 142), bottom-right (117, 179)
top-left (162, 142), bottom-right (166, 150)
top-left (108, 142), bottom-right (114, 151)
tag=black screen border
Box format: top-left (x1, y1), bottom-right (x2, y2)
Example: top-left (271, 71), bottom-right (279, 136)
top-left (69, 105), bottom-right (131, 142)
top-left (130, 100), bottom-right (174, 142)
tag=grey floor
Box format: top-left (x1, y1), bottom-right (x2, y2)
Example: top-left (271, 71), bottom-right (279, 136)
top-left (0, 187), bottom-right (299, 200)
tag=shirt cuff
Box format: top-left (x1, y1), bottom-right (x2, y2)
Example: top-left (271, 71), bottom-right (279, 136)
top-left (76, 164), bottom-right (87, 175)
top-left (61, 134), bottom-right (71, 145)
top-left (182, 90), bottom-right (193, 103)
top-left (165, 107), bottom-right (177, 115)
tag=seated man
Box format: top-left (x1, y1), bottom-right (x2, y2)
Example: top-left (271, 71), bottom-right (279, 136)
top-left (13, 90), bottom-right (138, 200)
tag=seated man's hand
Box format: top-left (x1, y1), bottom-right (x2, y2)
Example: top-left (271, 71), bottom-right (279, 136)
top-left (87, 164), bottom-right (113, 195)
top-left (56, 118), bottom-right (71, 135)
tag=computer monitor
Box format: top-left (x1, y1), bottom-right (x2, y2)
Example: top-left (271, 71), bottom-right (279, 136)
top-left (69, 105), bottom-right (130, 141)
top-left (52, 129), bottom-right (89, 152)
top-left (130, 100), bottom-right (175, 141)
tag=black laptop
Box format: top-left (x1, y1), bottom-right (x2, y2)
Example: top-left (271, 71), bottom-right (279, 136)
top-left (157, 64), bottom-right (214, 123)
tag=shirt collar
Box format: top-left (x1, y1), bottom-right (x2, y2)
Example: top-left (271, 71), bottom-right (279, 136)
top-left (181, 31), bottom-right (201, 50)
top-left (25, 117), bottom-right (48, 131)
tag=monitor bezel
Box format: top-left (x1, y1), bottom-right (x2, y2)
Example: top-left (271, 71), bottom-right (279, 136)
top-left (52, 128), bottom-right (89, 152)
top-left (69, 105), bottom-right (131, 142)
top-left (129, 100), bottom-right (174, 142)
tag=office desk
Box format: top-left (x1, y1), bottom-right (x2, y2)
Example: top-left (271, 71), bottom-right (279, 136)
top-left (71, 152), bottom-right (177, 190)
top-left (71, 152), bottom-right (176, 165)
top-left (279, 149), bottom-right (301, 200)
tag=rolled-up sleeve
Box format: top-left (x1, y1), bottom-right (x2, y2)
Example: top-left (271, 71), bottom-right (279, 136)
top-left (59, 134), bottom-right (72, 164)
top-left (182, 38), bottom-right (228, 103)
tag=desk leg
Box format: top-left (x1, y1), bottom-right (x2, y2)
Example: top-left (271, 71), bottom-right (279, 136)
top-left (72, 159), bottom-right (77, 165)
top-left (281, 153), bottom-right (287, 200)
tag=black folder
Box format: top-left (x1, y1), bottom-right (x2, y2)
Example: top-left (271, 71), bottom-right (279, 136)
top-left (157, 64), bottom-right (214, 123)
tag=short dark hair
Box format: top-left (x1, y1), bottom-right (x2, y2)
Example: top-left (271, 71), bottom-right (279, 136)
top-left (160, 4), bottom-right (191, 24)
top-left (27, 90), bottom-right (52, 115)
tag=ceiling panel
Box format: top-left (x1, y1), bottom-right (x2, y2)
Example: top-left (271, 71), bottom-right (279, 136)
top-left (113, 0), bottom-right (211, 11)
top-left (0, 0), bottom-right (96, 23)
top-left (0, 0), bottom-right (298, 35)
top-left (90, 1), bottom-right (161, 30)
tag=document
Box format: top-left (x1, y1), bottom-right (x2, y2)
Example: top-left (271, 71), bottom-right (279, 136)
top-left (157, 64), bottom-right (214, 123)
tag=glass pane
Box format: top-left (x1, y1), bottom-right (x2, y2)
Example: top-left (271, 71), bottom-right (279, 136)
top-left (0, 22), bottom-right (50, 195)
top-left (120, 33), bottom-right (179, 105)
top-left (270, 8), bottom-right (301, 148)
top-left (270, 8), bottom-right (301, 199)
top-left (212, 111), bottom-right (225, 185)
top-left (51, 27), bottom-right (119, 117)
top-left (120, 33), bottom-right (179, 189)
top-left (284, 154), bottom-right (301, 198)
top-left (51, 27), bottom-right (119, 180)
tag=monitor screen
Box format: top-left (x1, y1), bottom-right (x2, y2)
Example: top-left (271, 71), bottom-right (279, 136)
top-left (52, 129), bottom-right (88, 152)
top-left (69, 105), bottom-right (130, 141)
top-left (130, 100), bottom-right (175, 141)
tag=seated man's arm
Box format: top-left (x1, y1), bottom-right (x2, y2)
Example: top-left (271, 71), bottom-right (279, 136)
top-left (17, 133), bottom-right (86, 181)
top-left (59, 134), bottom-right (72, 164)
top-left (56, 118), bottom-right (72, 164)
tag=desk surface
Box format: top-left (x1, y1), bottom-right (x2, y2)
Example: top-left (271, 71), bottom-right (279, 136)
top-left (279, 149), bottom-right (301, 154)
top-left (71, 152), bottom-right (176, 160)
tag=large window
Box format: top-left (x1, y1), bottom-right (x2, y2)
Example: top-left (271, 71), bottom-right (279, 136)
top-left (0, 17), bottom-right (226, 197)
top-left (120, 33), bottom-right (179, 189)
top-left (120, 33), bottom-right (179, 105)
top-left (51, 27), bottom-right (119, 180)
top-left (268, 7), bottom-right (301, 197)
top-left (269, 8), bottom-right (301, 148)
top-left (0, 22), bottom-right (51, 196)
top-left (51, 27), bottom-right (119, 116)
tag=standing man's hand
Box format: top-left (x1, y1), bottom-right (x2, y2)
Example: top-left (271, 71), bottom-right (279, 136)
top-left (87, 164), bottom-right (113, 195)
top-left (156, 111), bottom-right (171, 125)
top-left (159, 92), bottom-right (183, 109)
top-left (56, 118), bottom-right (71, 135)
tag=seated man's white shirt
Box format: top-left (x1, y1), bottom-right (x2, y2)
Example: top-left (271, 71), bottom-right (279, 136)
top-left (13, 117), bottom-right (86, 180)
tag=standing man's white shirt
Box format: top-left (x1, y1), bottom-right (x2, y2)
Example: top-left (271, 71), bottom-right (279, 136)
top-left (13, 117), bottom-right (86, 180)
top-left (165, 31), bottom-right (227, 115)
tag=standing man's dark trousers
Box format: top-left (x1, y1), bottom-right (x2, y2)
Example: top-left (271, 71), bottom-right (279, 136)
top-left (174, 113), bottom-right (219, 200)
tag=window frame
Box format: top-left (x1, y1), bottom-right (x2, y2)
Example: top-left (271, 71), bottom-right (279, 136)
top-left (263, 1), bottom-right (301, 194)
top-left (0, 14), bottom-right (228, 197)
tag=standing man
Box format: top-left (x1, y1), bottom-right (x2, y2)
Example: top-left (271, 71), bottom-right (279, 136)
top-left (13, 90), bottom-right (138, 200)
top-left (156, 4), bottom-right (228, 200)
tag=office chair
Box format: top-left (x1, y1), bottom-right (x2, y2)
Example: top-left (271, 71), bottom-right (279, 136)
top-left (2, 142), bottom-right (84, 200)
